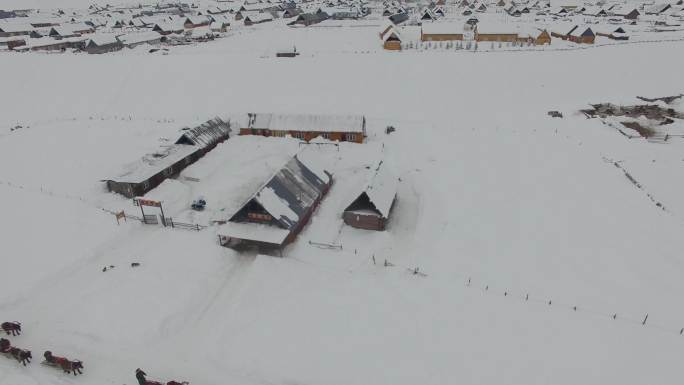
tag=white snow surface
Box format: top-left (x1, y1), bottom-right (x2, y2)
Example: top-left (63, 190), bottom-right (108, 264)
top-left (0, 16), bottom-right (684, 385)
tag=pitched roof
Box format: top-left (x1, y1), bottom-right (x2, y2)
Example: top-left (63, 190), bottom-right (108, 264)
top-left (349, 161), bottom-right (398, 218)
top-left (176, 117), bottom-right (231, 147)
top-left (230, 155), bottom-right (332, 231)
top-left (246, 113), bottom-right (365, 133)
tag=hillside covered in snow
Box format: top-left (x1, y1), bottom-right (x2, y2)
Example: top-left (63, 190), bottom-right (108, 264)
top-left (2, 1), bottom-right (684, 385)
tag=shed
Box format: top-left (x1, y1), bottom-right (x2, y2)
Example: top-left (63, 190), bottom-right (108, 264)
top-left (219, 155), bottom-right (332, 251)
top-left (343, 161), bottom-right (398, 231)
top-left (105, 117), bottom-right (230, 198)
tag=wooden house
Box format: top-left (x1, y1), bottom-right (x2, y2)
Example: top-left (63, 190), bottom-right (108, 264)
top-left (0, 23), bottom-right (33, 37)
top-left (104, 117), bottom-right (230, 198)
top-left (343, 161), bottom-right (398, 231)
top-left (290, 12), bottom-right (328, 26)
top-left (184, 15), bottom-right (212, 28)
top-left (645, 3), bottom-right (671, 15)
top-left (218, 155), bottom-right (332, 251)
top-left (382, 28), bottom-right (402, 50)
top-left (567, 25), bottom-right (595, 44)
top-left (85, 34), bottom-right (124, 54)
top-left (475, 22), bottom-right (519, 42)
top-left (597, 26), bottom-right (629, 40)
top-left (518, 28), bottom-right (551, 45)
top-left (552, 25), bottom-right (595, 44)
top-left (389, 12), bottom-right (409, 25)
top-left (240, 113), bottom-right (366, 143)
top-left (610, 6), bottom-right (639, 20)
top-left (244, 13), bottom-right (274, 25)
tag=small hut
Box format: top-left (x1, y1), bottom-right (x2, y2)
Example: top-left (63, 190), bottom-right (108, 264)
top-left (343, 161), bottom-right (398, 231)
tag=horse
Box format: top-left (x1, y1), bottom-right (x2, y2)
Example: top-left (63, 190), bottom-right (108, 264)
top-left (0, 338), bottom-right (11, 353)
top-left (44, 351), bottom-right (84, 375)
top-left (9, 347), bottom-right (32, 366)
top-left (1, 322), bottom-right (21, 336)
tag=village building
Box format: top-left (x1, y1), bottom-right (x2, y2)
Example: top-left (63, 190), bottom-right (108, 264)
top-left (184, 15), bottom-right (212, 28)
top-left (15, 36), bottom-right (88, 52)
top-left (0, 22), bottom-right (33, 37)
top-left (244, 13), bottom-right (274, 26)
top-left (240, 113), bottom-right (366, 143)
top-left (84, 34), bottom-right (124, 54)
top-left (218, 155), bottom-right (332, 252)
top-left (645, 3), bottom-right (671, 15)
top-left (552, 24), bottom-right (595, 44)
top-left (119, 31), bottom-right (164, 48)
top-left (609, 6), bottom-right (640, 20)
top-left (152, 20), bottom-right (185, 35)
top-left (567, 25), bottom-right (595, 44)
top-left (104, 117), bottom-right (231, 198)
top-left (382, 27), bottom-right (402, 50)
top-left (290, 12), bottom-right (328, 26)
top-left (343, 161), bottom-right (398, 231)
top-left (475, 22), bottom-right (519, 42)
top-left (389, 12), bottom-right (409, 25)
top-left (518, 27), bottom-right (551, 45)
top-left (597, 26), bottom-right (629, 40)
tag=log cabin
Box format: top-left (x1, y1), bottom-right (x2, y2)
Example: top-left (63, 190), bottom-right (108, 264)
top-left (218, 155), bottom-right (332, 251)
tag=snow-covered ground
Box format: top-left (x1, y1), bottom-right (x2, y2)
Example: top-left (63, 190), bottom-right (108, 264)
top-left (1, 19), bottom-right (684, 385)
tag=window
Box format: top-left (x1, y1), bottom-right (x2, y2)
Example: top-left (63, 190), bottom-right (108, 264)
top-left (248, 212), bottom-right (272, 221)
top-left (345, 133), bottom-right (357, 142)
top-left (293, 132), bottom-right (305, 140)
top-left (321, 132), bottom-right (331, 140)
top-left (163, 167), bottom-right (173, 177)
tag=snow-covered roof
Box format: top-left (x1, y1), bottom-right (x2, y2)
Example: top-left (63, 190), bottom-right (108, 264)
top-left (176, 117), bottom-right (231, 147)
top-left (108, 144), bottom-right (199, 184)
top-left (244, 13), bottom-right (274, 23)
top-left (86, 33), bottom-right (120, 47)
top-left (421, 22), bottom-right (464, 34)
top-left (229, 155), bottom-right (331, 232)
top-left (0, 22), bottom-right (34, 33)
top-left (246, 113), bottom-right (365, 133)
top-left (475, 20), bottom-right (519, 34)
top-left (119, 31), bottom-right (162, 45)
top-left (354, 161), bottom-right (398, 218)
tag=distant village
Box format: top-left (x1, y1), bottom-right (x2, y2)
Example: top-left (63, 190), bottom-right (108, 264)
top-left (379, 0), bottom-right (684, 50)
top-left (0, 0), bottom-right (682, 54)
top-left (0, 0), bottom-right (369, 53)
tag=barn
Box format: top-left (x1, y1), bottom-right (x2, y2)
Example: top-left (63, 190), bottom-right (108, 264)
top-left (240, 113), bottom-right (366, 143)
top-left (218, 155), bottom-right (332, 252)
top-left (104, 117), bottom-right (231, 198)
top-left (343, 162), bottom-right (398, 231)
